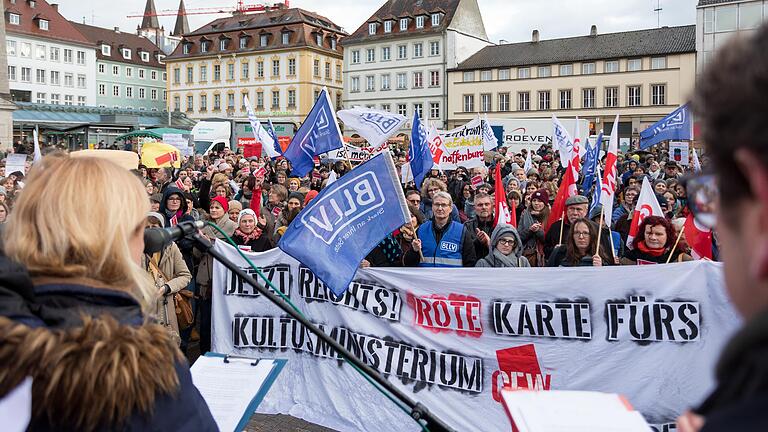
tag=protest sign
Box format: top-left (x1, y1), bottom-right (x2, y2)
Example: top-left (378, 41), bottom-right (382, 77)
top-left (668, 142), bottom-right (690, 167)
top-left (327, 142), bottom-right (390, 163)
top-left (162, 133), bottom-right (193, 157)
top-left (438, 118), bottom-right (486, 169)
top-left (4, 154), bottom-right (27, 176)
top-left (212, 245), bottom-right (739, 432)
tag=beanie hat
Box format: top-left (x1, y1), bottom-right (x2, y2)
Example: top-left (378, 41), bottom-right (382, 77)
top-left (531, 189), bottom-right (549, 204)
top-left (237, 208), bottom-right (257, 225)
top-left (147, 211), bottom-right (165, 227)
top-left (288, 191), bottom-right (305, 203)
top-left (211, 196), bottom-right (229, 212)
top-left (228, 200), bottom-right (243, 212)
top-left (304, 190), bottom-right (319, 206)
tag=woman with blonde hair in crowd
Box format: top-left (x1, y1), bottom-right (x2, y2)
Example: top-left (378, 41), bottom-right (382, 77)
top-left (0, 154), bottom-right (216, 430)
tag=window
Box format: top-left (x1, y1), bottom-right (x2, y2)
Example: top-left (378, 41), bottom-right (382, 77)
top-left (430, 102), bottom-right (440, 119)
top-left (499, 93), bottom-right (510, 111)
top-left (6, 40), bottom-right (15, 56)
top-left (559, 64), bottom-right (573, 76)
top-left (122, 48), bottom-right (131, 59)
top-left (126, 86), bottom-right (134, 98)
top-left (413, 71), bottom-right (423, 88)
top-left (400, 18), bottom-right (408, 31)
top-left (481, 93), bottom-right (492, 112)
top-left (77, 74), bottom-right (86, 88)
top-left (559, 89), bottom-right (572, 109)
top-left (125, 67), bottom-right (133, 78)
top-left (96, 63), bottom-right (104, 74)
top-left (64, 95), bottom-right (73, 106)
top-left (739, 3), bottom-right (762, 29)
top-left (384, 20), bottom-right (392, 33)
top-left (538, 91), bottom-right (551, 110)
top-left (20, 42), bottom-right (30, 57)
top-left (416, 16), bottom-right (425, 28)
top-left (381, 74), bottom-right (390, 90)
top-left (517, 67), bottom-right (530, 79)
top-left (34, 69), bottom-right (45, 84)
top-left (368, 23), bottom-right (376, 35)
top-left (183, 44), bottom-right (190, 54)
top-left (651, 57), bottom-right (666, 70)
top-left (242, 62), bottom-right (249, 79)
top-left (366, 75), bottom-right (375, 91)
top-left (628, 85), bottom-right (641, 106)
top-left (463, 71), bottom-right (475, 82)
top-left (240, 36), bottom-right (248, 49)
top-left (272, 59), bottom-right (280, 76)
top-left (498, 69), bottom-right (510, 80)
top-left (7, 66), bottom-right (15, 81)
top-left (271, 90), bottom-right (280, 108)
top-left (50, 70), bottom-right (59, 85)
top-left (464, 95), bottom-right (475, 112)
top-left (38, 19), bottom-right (48, 30)
top-left (398, 45), bottom-right (407, 59)
top-left (336, 64), bottom-right (341, 81)
top-left (112, 85), bottom-right (120, 97)
top-left (35, 44), bottom-right (45, 59)
top-left (288, 89), bottom-right (296, 107)
top-left (480, 70), bottom-right (492, 81)
top-left (429, 41), bottom-right (440, 56)
top-left (220, 39), bottom-right (228, 50)
top-left (77, 51), bottom-right (85, 65)
top-left (275, 32), bottom-right (286, 46)
top-left (313, 59), bottom-right (320, 77)
top-left (200, 94), bottom-right (207, 111)
top-left (48, 94), bottom-right (59, 105)
top-left (627, 59), bottom-right (642, 72)
top-left (582, 88), bottom-right (595, 108)
top-left (173, 68), bottom-right (180, 84)
top-left (430, 70), bottom-right (439, 87)
top-left (605, 60), bottom-right (619, 73)
top-left (431, 13), bottom-right (441, 26)
top-left (605, 87), bottom-right (618, 107)
top-left (9, 13), bottom-right (20, 25)
top-left (397, 104), bottom-right (407, 116)
top-left (214, 64), bottom-right (221, 81)
top-left (414, 103), bottom-right (423, 119)
top-left (173, 96), bottom-right (180, 111)
top-left (187, 95), bottom-right (194, 112)
top-left (139, 88), bottom-right (145, 99)
top-left (77, 96), bottom-right (86, 106)
top-left (396, 73), bottom-right (406, 89)
top-left (151, 89), bottom-right (158, 100)
top-left (382, 46), bottom-right (391, 61)
top-left (201, 41), bottom-right (209, 52)
top-left (351, 76), bottom-right (360, 92)
top-left (537, 65), bottom-right (551, 78)
top-left (21, 67), bottom-right (31, 82)
top-left (187, 66), bottom-right (194, 83)
top-left (255, 61), bottom-right (262, 78)
top-left (366, 48), bottom-right (375, 62)
top-left (151, 70), bottom-right (157, 80)
top-left (64, 73), bottom-right (73, 87)
top-left (259, 34), bottom-right (268, 47)
top-left (224, 63), bottom-right (233, 80)
top-left (652, 84), bottom-right (666, 105)
top-left (35, 92), bottom-right (45, 104)
top-left (352, 50), bottom-right (360, 64)
top-left (162, 72), bottom-right (167, 81)
top-left (112, 65), bottom-right (119, 76)
top-left (64, 49), bottom-right (72, 63)
top-left (196, 65), bottom-right (205, 82)
top-left (715, 5), bottom-right (738, 32)
top-left (582, 62), bottom-right (596, 74)
top-left (380, 103), bottom-right (390, 112)
top-left (704, 8), bottom-right (715, 33)
top-left (96, 83), bottom-right (105, 96)
top-left (255, 92), bottom-right (262, 109)
top-left (517, 92), bottom-right (530, 111)
top-left (227, 93), bottom-right (235, 110)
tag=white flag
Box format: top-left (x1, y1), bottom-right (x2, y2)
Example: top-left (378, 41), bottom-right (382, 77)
top-left (626, 177), bottom-right (665, 249)
top-left (33, 127), bottom-right (42, 163)
top-left (552, 115), bottom-right (575, 168)
top-left (426, 122), bottom-right (445, 170)
top-left (326, 170), bottom-right (338, 186)
top-left (523, 149), bottom-right (532, 174)
top-left (244, 95), bottom-right (281, 159)
top-left (337, 107), bottom-right (406, 148)
top-left (481, 114), bottom-right (497, 151)
top-left (691, 147), bottom-right (702, 173)
top-left (599, 115), bottom-right (620, 229)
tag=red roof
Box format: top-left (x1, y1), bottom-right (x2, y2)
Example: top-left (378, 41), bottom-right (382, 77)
top-left (4, 0), bottom-right (91, 46)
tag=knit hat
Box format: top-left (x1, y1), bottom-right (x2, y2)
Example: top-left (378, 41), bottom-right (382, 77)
top-left (288, 191), bottom-right (305, 203)
top-left (237, 208), bottom-right (257, 225)
top-left (149, 193), bottom-right (162, 204)
top-left (530, 189), bottom-right (549, 204)
top-left (147, 211), bottom-right (165, 227)
top-left (304, 190), bottom-right (319, 206)
top-left (228, 200), bottom-right (243, 212)
top-left (211, 196), bottom-right (229, 212)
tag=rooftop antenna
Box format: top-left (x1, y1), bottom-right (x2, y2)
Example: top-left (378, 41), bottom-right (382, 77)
top-left (654, 0), bottom-right (662, 28)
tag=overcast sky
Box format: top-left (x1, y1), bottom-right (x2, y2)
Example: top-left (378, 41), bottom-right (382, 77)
top-left (62, 0), bottom-right (698, 43)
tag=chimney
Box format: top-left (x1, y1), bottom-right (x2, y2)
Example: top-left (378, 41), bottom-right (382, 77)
top-left (499, 39), bottom-right (508, 45)
top-left (114, 26), bottom-right (120, 33)
top-left (532, 30), bottom-right (540, 43)
top-left (51, 3), bottom-right (58, 11)
top-left (590, 25), bottom-right (597, 37)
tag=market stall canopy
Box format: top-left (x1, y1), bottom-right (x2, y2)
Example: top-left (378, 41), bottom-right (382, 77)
top-left (116, 128), bottom-right (192, 141)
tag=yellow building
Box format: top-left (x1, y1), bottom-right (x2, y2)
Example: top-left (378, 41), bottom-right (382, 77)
top-left (165, 7), bottom-right (345, 124)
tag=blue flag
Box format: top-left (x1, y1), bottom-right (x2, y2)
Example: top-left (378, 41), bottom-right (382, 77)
top-left (639, 104), bottom-right (692, 150)
top-left (266, 119), bottom-right (282, 156)
top-left (409, 112), bottom-right (433, 190)
top-left (589, 164), bottom-right (602, 216)
top-left (282, 88), bottom-right (344, 177)
top-left (581, 132), bottom-right (603, 192)
top-left (278, 152), bottom-right (411, 296)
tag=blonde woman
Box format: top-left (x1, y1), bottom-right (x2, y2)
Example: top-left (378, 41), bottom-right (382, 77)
top-left (0, 154), bottom-right (216, 431)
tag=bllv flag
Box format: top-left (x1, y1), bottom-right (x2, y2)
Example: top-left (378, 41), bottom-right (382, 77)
top-left (552, 115), bottom-right (575, 169)
top-left (244, 95), bottom-right (281, 159)
top-left (283, 88), bottom-right (344, 177)
top-left (337, 107), bottom-right (406, 148)
top-left (581, 133), bottom-right (602, 193)
top-left (409, 112), bottom-right (433, 190)
top-left (639, 104), bottom-right (693, 150)
top-left (278, 152), bottom-right (411, 296)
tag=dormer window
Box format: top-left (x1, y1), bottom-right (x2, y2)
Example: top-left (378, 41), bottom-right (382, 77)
top-left (431, 13), bottom-right (441, 26)
top-left (157, 54), bottom-right (165, 63)
top-left (122, 48), bottom-right (131, 59)
top-left (399, 18), bottom-right (408, 31)
top-left (220, 39), bottom-right (228, 50)
top-left (368, 22), bottom-right (376, 35)
top-left (239, 36), bottom-right (248, 49)
top-left (101, 44), bottom-right (111, 55)
top-left (183, 43), bottom-right (191, 54)
top-left (416, 16), bottom-right (425, 28)
top-left (28, 0), bottom-right (35, 8)
top-left (259, 34), bottom-right (268, 47)
top-left (330, 38), bottom-right (336, 50)
top-left (384, 20), bottom-right (392, 33)
top-left (141, 51), bottom-right (149, 62)
top-left (38, 19), bottom-right (48, 30)
top-left (201, 41), bottom-right (209, 52)
top-left (9, 13), bottom-right (20, 25)
top-left (282, 32), bottom-right (290, 44)
top-left (315, 33), bottom-right (322, 46)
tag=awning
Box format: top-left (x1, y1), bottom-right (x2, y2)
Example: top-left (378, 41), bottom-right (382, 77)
top-left (115, 127), bottom-right (192, 141)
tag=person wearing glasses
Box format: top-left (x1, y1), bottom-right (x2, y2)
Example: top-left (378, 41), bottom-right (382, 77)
top-left (546, 218), bottom-right (614, 267)
top-left (676, 24), bottom-right (768, 432)
top-left (419, 178), bottom-right (460, 222)
top-left (476, 224), bottom-right (530, 268)
top-left (405, 191), bottom-right (476, 267)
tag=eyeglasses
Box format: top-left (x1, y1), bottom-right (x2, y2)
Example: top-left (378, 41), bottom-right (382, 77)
top-left (433, 203), bottom-right (450, 208)
top-left (407, 198), bottom-right (421, 205)
top-left (497, 238), bottom-right (516, 246)
top-left (683, 173), bottom-right (718, 229)
top-left (574, 231), bottom-right (590, 238)
top-left (428, 188), bottom-right (440, 193)
top-left (167, 197), bottom-right (181, 202)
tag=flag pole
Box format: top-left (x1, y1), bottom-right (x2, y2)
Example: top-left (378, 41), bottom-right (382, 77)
top-left (665, 227), bottom-right (686, 264)
top-left (595, 210), bottom-right (604, 257)
top-left (557, 209), bottom-right (566, 246)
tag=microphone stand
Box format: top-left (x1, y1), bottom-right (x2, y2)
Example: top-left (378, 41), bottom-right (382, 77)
top-left (188, 232), bottom-right (456, 432)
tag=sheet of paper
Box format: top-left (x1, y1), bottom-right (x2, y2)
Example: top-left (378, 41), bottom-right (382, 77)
top-left (0, 377), bottom-right (32, 432)
top-left (5, 154), bottom-right (27, 176)
top-left (190, 357), bottom-right (276, 432)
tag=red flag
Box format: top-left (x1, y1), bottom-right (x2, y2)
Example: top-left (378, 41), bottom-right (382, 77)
top-left (684, 213), bottom-right (713, 260)
top-left (544, 162), bottom-right (577, 233)
top-left (493, 163), bottom-right (513, 226)
top-left (626, 177), bottom-right (664, 249)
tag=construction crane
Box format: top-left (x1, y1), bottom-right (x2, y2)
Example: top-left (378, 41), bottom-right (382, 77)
top-left (127, 0), bottom-right (290, 18)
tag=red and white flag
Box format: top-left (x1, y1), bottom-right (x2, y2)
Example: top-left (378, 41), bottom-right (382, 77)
top-left (626, 177), bottom-right (664, 249)
top-left (572, 117), bottom-right (582, 173)
top-left (426, 122), bottom-right (446, 168)
top-left (493, 163), bottom-right (514, 227)
top-left (684, 213), bottom-right (713, 260)
top-left (599, 115), bottom-right (620, 228)
top-left (544, 161), bottom-right (577, 233)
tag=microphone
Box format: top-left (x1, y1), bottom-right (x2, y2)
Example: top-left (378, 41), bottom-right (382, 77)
top-left (144, 220), bottom-right (205, 254)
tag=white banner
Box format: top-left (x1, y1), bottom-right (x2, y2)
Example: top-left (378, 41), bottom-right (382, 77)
top-left (439, 118), bottom-right (486, 169)
top-left (327, 142), bottom-right (390, 163)
top-left (337, 107), bottom-right (406, 149)
top-left (212, 244), bottom-right (739, 432)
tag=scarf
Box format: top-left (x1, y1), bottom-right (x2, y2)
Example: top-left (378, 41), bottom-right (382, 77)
top-left (489, 249), bottom-right (520, 267)
top-left (166, 209), bottom-right (182, 227)
top-left (235, 227), bottom-right (262, 244)
top-left (379, 234), bottom-right (402, 265)
top-left (249, 188), bottom-right (262, 216)
top-left (637, 241), bottom-right (667, 257)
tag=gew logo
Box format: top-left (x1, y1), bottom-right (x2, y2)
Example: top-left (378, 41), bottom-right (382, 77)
top-left (440, 241), bottom-right (458, 253)
top-left (300, 172), bottom-right (385, 244)
top-left (360, 113), bottom-right (400, 134)
top-left (300, 106), bottom-right (331, 158)
top-left (654, 110), bottom-right (686, 134)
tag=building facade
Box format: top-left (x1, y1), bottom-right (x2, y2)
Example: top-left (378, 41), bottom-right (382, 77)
top-left (448, 25), bottom-right (697, 140)
top-left (342, 0), bottom-right (490, 135)
top-left (73, 22), bottom-right (167, 111)
top-left (5, 0), bottom-right (96, 107)
top-left (165, 7), bottom-right (345, 125)
top-left (696, 0), bottom-right (767, 72)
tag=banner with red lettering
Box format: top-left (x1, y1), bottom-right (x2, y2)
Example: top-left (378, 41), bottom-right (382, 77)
top-left (211, 243), bottom-right (739, 432)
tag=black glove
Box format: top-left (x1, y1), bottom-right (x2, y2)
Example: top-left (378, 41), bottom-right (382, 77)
top-left (163, 284), bottom-right (172, 296)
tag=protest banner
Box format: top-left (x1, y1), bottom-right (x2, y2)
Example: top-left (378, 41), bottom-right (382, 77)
top-left (162, 133), bottom-right (194, 157)
top-left (4, 154), bottom-right (27, 176)
top-left (212, 245), bottom-right (739, 432)
top-left (327, 142), bottom-right (390, 163)
top-left (438, 118), bottom-right (487, 169)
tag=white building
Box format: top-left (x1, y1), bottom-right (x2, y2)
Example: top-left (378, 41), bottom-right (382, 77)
top-left (696, 0), bottom-right (768, 72)
top-left (5, 0), bottom-right (96, 106)
top-left (341, 0), bottom-right (490, 135)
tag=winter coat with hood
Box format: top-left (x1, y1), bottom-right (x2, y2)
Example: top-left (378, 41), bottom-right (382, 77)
top-left (0, 255), bottom-right (216, 432)
top-left (476, 224), bottom-right (531, 268)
